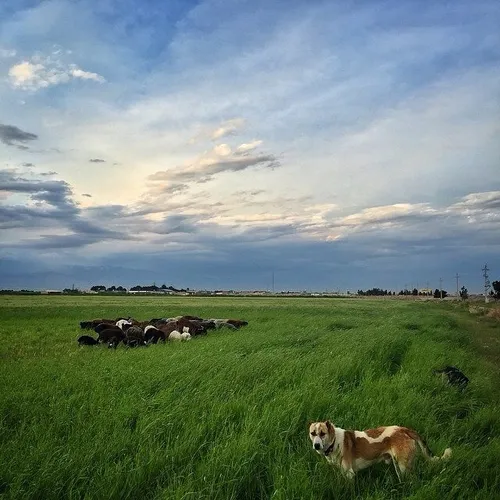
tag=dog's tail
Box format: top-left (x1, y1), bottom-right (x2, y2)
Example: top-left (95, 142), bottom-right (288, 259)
top-left (405, 429), bottom-right (452, 461)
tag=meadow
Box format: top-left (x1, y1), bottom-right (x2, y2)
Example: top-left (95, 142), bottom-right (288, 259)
top-left (1, 295), bottom-right (499, 500)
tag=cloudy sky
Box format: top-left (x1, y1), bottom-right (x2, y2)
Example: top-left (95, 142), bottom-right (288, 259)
top-left (1, 0), bottom-right (499, 292)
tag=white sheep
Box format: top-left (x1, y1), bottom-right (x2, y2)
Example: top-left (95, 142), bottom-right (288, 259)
top-left (116, 319), bottom-right (132, 330)
top-left (168, 330), bottom-right (182, 341)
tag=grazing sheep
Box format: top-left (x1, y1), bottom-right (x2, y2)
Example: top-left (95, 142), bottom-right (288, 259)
top-left (210, 319), bottom-right (238, 330)
top-left (108, 339), bottom-right (121, 349)
top-left (144, 327), bottom-right (166, 344)
top-left (158, 322), bottom-right (181, 336)
top-left (78, 312), bottom-right (245, 350)
top-left (116, 319), bottom-right (133, 330)
top-left (124, 326), bottom-right (146, 347)
top-left (78, 335), bottom-right (99, 346)
top-left (95, 323), bottom-right (122, 334)
top-left (97, 328), bottom-right (125, 345)
top-left (172, 315), bottom-right (204, 322)
top-left (199, 320), bottom-right (216, 331)
top-left (168, 330), bottom-right (183, 341)
top-left (80, 318), bottom-right (115, 330)
top-left (176, 318), bottom-right (204, 336)
top-left (226, 319), bottom-right (248, 328)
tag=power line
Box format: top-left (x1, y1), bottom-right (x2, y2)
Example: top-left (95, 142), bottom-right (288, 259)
top-left (482, 264), bottom-right (490, 303)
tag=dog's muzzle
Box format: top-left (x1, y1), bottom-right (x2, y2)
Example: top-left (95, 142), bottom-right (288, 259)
top-left (314, 442), bottom-right (321, 450)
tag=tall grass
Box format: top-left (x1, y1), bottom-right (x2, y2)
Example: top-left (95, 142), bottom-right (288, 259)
top-left (1, 296), bottom-right (499, 499)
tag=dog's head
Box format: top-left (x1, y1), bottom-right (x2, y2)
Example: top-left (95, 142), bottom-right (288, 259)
top-left (309, 421), bottom-right (335, 452)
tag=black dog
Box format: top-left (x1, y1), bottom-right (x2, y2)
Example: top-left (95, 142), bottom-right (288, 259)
top-left (433, 366), bottom-right (469, 391)
top-left (78, 335), bottom-right (99, 346)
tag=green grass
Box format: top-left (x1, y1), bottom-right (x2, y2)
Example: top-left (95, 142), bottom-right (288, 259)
top-left (1, 296), bottom-right (499, 500)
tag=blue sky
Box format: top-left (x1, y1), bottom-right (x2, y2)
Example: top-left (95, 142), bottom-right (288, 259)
top-left (1, 0), bottom-right (499, 292)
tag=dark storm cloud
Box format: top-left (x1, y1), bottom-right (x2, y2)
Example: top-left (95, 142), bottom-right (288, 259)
top-left (0, 170), bottom-right (77, 213)
top-left (0, 123), bottom-right (38, 148)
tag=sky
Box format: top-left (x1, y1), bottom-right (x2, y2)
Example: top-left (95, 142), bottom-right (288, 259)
top-left (0, 0), bottom-right (499, 293)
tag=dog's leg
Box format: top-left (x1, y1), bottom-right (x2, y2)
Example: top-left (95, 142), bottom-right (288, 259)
top-left (340, 461), bottom-right (355, 480)
top-left (391, 456), bottom-right (402, 483)
top-left (343, 469), bottom-right (355, 480)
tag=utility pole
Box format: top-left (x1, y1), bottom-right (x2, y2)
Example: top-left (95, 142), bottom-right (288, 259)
top-left (272, 270), bottom-right (275, 294)
top-left (439, 277), bottom-right (443, 299)
top-left (455, 273), bottom-right (459, 300)
top-left (482, 264), bottom-right (490, 303)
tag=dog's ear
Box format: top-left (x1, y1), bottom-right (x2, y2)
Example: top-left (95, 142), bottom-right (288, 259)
top-left (325, 420), bottom-right (334, 431)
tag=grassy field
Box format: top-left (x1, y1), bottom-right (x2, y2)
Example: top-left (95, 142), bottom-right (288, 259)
top-left (1, 295), bottom-right (499, 500)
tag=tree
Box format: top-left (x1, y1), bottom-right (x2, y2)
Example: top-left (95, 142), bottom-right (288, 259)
top-left (492, 281), bottom-right (500, 300)
top-left (90, 285), bottom-right (106, 292)
top-left (434, 289), bottom-right (448, 299)
top-left (412, 288), bottom-right (418, 296)
top-left (459, 286), bottom-right (468, 300)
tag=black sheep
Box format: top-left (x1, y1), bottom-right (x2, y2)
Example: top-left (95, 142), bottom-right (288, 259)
top-left (97, 328), bottom-right (125, 346)
top-left (124, 326), bottom-right (146, 347)
top-left (144, 327), bottom-right (166, 344)
top-left (78, 335), bottom-right (98, 346)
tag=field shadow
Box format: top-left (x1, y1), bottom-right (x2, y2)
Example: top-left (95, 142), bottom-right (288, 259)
top-left (379, 340), bottom-right (410, 376)
top-left (404, 323), bottom-right (422, 332)
top-left (327, 321), bottom-right (356, 332)
top-left (337, 366), bottom-right (363, 391)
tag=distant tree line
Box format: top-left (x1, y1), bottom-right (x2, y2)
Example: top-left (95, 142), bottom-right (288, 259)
top-left (397, 289), bottom-right (431, 296)
top-left (357, 288), bottom-right (394, 296)
top-left (90, 285), bottom-right (127, 292)
top-left (89, 284), bottom-right (189, 293)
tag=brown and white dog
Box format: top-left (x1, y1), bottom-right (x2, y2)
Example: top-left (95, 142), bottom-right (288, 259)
top-left (309, 421), bottom-right (451, 480)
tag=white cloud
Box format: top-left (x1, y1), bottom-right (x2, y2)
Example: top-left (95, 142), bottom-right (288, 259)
top-left (211, 118), bottom-right (245, 140)
top-left (213, 143), bottom-right (231, 157)
top-left (8, 55), bottom-right (105, 90)
top-left (69, 66), bottom-right (105, 82)
top-left (236, 140), bottom-right (262, 154)
top-left (334, 203), bottom-right (437, 227)
top-left (451, 191), bottom-right (500, 210)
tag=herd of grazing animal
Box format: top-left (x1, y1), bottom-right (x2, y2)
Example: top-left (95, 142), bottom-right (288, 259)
top-left (78, 315), bottom-right (248, 348)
